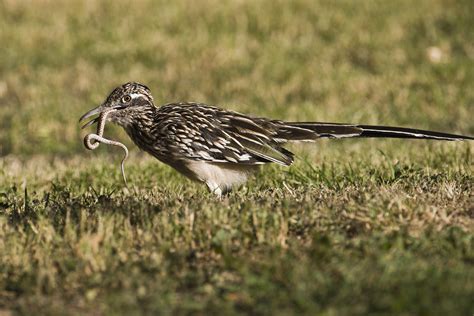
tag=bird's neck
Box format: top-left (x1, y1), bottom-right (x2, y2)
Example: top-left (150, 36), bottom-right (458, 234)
top-left (115, 105), bottom-right (159, 152)
top-left (113, 105), bottom-right (157, 129)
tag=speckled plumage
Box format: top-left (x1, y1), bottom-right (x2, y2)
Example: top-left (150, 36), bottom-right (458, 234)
top-left (80, 82), bottom-right (473, 196)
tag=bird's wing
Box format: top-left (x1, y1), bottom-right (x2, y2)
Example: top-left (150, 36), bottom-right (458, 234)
top-left (217, 112), bottom-right (295, 165)
top-left (157, 103), bottom-right (294, 166)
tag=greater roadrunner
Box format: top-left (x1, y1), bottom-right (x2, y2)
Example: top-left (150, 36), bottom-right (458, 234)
top-left (80, 82), bottom-right (473, 196)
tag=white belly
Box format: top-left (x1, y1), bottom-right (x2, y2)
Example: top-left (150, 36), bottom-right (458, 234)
top-left (185, 160), bottom-right (259, 195)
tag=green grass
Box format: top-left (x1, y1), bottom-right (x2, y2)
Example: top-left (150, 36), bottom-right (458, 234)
top-left (0, 0), bottom-right (473, 314)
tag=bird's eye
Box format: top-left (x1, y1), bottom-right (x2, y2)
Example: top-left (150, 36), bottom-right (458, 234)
top-left (122, 95), bottom-right (132, 103)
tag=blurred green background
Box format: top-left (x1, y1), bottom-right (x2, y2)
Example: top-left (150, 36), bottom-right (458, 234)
top-left (0, 0), bottom-right (473, 315)
top-left (1, 0), bottom-right (473, 156)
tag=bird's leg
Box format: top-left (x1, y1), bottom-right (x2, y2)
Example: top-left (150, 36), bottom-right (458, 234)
top-left (83, 110), bottom-right (129, 185)
top-left (206, 181), bottom-right (223, 198)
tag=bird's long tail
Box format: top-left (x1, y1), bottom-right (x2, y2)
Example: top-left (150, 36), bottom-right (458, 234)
top-left (278, 122), bottom-right (474, 141)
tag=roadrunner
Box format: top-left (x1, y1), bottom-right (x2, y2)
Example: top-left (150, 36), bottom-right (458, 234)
top-left (80, 82), bottom-right (473, 196)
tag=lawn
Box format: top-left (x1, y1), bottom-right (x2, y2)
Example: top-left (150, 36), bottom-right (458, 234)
top-left (0, 0), bottom-right (473, 314)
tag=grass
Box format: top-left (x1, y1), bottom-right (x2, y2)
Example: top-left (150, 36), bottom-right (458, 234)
top-left (0, 0), bottom-right (473, 314)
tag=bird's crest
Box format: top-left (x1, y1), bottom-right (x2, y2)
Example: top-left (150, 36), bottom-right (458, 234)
top-left (106, 82), bottom-right (153, 104)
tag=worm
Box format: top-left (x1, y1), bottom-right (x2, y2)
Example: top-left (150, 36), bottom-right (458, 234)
top-left (83, 110), bottom-right (129, 185)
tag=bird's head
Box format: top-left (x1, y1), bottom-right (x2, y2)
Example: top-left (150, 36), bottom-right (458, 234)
top-left (79, 82), bottom-right (155, 128)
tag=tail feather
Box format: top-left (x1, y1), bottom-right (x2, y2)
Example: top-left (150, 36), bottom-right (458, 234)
top-left (280, 122), bottom-right (474, 141)
top-left (357, 125), bottom-right (474, 140)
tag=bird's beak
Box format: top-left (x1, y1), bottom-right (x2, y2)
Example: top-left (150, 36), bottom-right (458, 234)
top-left (79, 105), bottom-right (104, 129)
top-left (79, 104), bottom-right (126, 129)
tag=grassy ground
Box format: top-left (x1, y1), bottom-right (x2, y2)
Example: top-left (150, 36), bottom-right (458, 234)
top-left (0, 0), bottom-right (473, 314)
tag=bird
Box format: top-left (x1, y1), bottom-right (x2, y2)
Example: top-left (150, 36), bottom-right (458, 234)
top-left (79, 82), bottom-right (473, 196)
